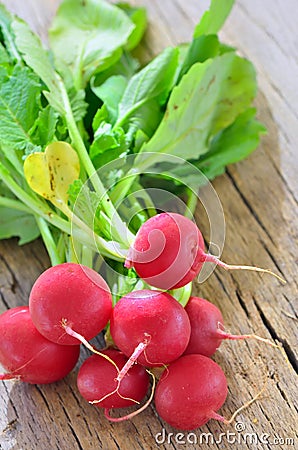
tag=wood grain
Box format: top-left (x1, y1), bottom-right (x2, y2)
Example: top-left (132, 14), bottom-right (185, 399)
top-left (0, 1), bottom-right (297, 449)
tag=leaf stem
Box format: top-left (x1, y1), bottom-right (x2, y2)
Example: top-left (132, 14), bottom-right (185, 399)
top-left (0, 195), bottom-right (31, 213)
top-left (58, 202), bottom-right (126, 261)
top-left (185, 188), bottom-right (198, 218)
top-left (58, 76), bottom-right (133, 245)
top-left (34, 216), bottom-right (63, 266)
top-left (113, 98), bottom-right (148, 129)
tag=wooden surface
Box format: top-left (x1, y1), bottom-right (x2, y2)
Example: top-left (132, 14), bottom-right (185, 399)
top-left (0, 0), bottom-right (297, 449)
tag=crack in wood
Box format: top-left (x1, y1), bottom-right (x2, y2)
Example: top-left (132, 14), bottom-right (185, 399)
top-left (282, 294), bottom-right (298, 318)
top-left (276, 382), bottom-right (298, 414)
top-left (2, 382), bottom-right (19, 422)
top-left (213, 272), bottom-right (231, 299)
top-left (110, 435), bottom-right (122, 450)
top-left (225, 170), bottom-right (275, 245)
top-left (235, 288), bottom-right (250, 318)
top-left (0, 255), bottom-right (18, 295)
top-left (35, 385), bottom-right (52, 413)
top-left (259, 239), bottom-right (286, 280)
top-left (29, 247), bottom-right (49, 271)
top-left (252, 297), bottom-right (298, 375)
top-left (0, 289), bottom-right (10, 310)
top-left (66, 422), bottom-right (85, 450)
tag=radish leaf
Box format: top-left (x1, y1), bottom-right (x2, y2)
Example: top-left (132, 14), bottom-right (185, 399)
top-left (24, 142), bottom-right (80, 209)
top-left (137, 52), bottom-right (257, 168)
top-left (49, 0), bottom-right (135, 89)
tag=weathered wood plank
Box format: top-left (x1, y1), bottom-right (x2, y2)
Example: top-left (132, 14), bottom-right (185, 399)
top-left (0, 0), bottom-right (297, 449)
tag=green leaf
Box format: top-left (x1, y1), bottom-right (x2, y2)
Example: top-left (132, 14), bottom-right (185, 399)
top-left (93, 51), bottom-right (140, 84)
top-left (197, 108), bottom-right (267, 179)
top-left (125, 98), bottom-right (163, 146)
top-left (178, 35), bottom-right (220, 80)
top-left (116, 3), bottom-right (147, 50)
top-left (194, 0), bottom-right (235, 37)
top-left (137, 52), bottom-right (257, 166)
top-left (49, 0), bottom-right (135, 89)
top-left (0, 64), bottom-right (42, 152)
top-left (12, 18), bottom-right (65, 115)
top-left (0, 4), bottom-right (21, 63)
top-left (0, 42), bottom-right (10, 66)
top-left (68, 179), bottom-right (99, 228)
top-left (116, 47), bottom-right (179, 127)
top-left (91, 75), bottom-right (128, 124)
top-left (69, 88), bottom-right (88, 122)
top-left (29, 105), bottom-right (59, 148)
top-left (162, 108), bottom-right (266, 186)
top-left (68, 179), bottom-right (113, 240)
top-left (24, 142), bottom-right (80, 210)
top-left (92, 105), bottom-right (110, 132)
top-left (90, 122), bottom-right (128, 168)
top-left (0, 206), bottom-right (40, 244)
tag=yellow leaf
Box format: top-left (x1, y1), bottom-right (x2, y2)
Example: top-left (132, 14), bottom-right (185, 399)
top-left (24, 141), bottom-right (80, 209)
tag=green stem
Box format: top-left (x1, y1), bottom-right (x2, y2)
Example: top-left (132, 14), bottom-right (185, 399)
top-left (185, 188), bottom-right (198, 218)
top-left (58, 77), bottom-right (133, 245)
top-left (81, 244), bottom-right (94, 267)
top-left (0, 163), bottom-right (126, 262)
top-left (0, 196), bottom-right (31, 213)
top-left (1, 21), bottom-right (22, 63)
top-left (169, 282), bottom-right (192, 307)
top-left (110, 171), bottom-right (140, 207)
top-left (67, 238), bottom-right (79, 264)
top-left (58, 202), bottom-right (126, 261)
top-left (35, 216), bottom-right (63, 266)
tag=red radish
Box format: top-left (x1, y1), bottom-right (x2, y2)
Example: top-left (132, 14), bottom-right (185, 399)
top-left (110, 290), bottom-right (191, 370)
top-left (0, 306), bottom-right (80, 384)
top-left (29, 263), bottom-right (112, 345)
top-left (77, 349), bottom-right (149, 409)
top-left (184, 296), bottom-right (278, 357)
top-left (125, 212), bottom-right (285, 290)
top-left (154, 354), bottom-right (228, 430)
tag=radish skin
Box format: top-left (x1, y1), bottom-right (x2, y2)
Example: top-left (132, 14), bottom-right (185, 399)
top-left (110, 289), bottom-right (191, 368)
top-left (77, 349), bottom-right (149, 408)
top-left (155, 354), bottom-right (228, 430)
top-left (0, 306), bottom-right (79, 384)
top-left (125, 212), bottom-right (285, 290)
top-left (29, 263), bottom-right (112, 345)
top-left (184, 297), bottom-right (278, 356)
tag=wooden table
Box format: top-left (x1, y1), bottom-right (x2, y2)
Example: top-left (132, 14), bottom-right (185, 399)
top-left (0, 1), bottom-right (297, 449)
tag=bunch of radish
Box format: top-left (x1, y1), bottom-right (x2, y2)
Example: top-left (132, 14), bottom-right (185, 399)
top-left (0, 212), bottom-right (282, 430)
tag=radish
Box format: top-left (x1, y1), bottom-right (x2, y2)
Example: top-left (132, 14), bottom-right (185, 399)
top-left (154, 354), bottom-right (228, 430)
top-left (109, 290), bottom-right (191, 372)
top-left (184, 296), bottom-right (278, 356)
top-left (29, 263), bottom-right (112, 345)
top-left (0, 306), bottom-right (80, 384)
top-left (77, 348), bottom-right (150, 409)
top-left (125, 212), bottom-right (285, 290)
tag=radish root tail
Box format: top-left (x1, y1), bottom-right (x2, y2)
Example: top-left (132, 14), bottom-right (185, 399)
top-left (116, 335), bottom-right (151, 383)
top-left (0, 373), bottom-right (21, 381)
top-left (61, 320), bottom-right (120, 373)
top-left (104, 371), bottom-right (156, 422)
top-left (209, 379), bottom-right (268, 425)
top-left (204, 254), bottom-right (286, 284)
top-left (216, 327), bottom-right (281, 348)
top-left (89, 385), bottom-right (140, 406)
